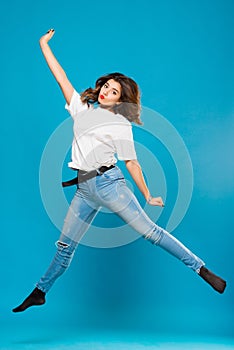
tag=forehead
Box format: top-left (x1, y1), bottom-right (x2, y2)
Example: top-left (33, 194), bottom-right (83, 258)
top-left (106, 79), bottom-right (121, 91)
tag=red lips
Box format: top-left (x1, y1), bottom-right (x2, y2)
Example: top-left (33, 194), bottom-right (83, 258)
top-left (100, 95), bottom-right (105, 99)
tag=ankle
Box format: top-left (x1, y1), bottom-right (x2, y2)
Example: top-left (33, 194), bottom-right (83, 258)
top-left (33, 287), bottom-right (46, 296)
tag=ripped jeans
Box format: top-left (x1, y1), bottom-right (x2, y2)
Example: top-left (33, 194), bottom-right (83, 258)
top-left (36, 166), bottom-right (204, 293)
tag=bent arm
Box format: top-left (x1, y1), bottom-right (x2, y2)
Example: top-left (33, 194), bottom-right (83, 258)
top-left (125, 160), bottom-right (164, 207)
top-left (39, 29), bottom-right (74, 104)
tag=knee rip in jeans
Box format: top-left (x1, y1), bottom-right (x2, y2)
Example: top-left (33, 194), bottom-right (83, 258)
top-left (56, 241), bottom-right (70, 248)
top-left (144, 227), bottom-right (163, 245)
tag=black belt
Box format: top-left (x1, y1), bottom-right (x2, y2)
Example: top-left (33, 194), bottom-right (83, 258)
top-left (62, 165), bottom-right (115, 187)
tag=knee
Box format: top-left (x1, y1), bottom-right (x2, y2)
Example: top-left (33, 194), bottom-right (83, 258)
top-left (56, 235), bottom-right (77, 252)
top-left (56, 240), bottom-right (76, 262)
top-left (56, 241), bottom-right (69, 248)
top-left (143, 226), bottom-right (164, 245)
top-left (54, 241), bottom-right (75, 268)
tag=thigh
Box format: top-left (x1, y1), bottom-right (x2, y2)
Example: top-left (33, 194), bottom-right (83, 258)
top-left (61, 189), bottom-right (100, 243)
top-left (98, 178), bottom-right (157, 237)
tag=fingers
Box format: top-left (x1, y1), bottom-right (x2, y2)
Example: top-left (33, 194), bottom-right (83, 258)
top-left (159, 197), bottom-right (165, 207)
top-left (39, 29), bottom-right (55, 45)
top-left (47, 28), bottom-right (55, 33)
top-left (148, 196), bottom-right (165, 207)
top-left (154, 197), bottom-right (164, 207)
top-left (158, 197), bottom-right (164, 207)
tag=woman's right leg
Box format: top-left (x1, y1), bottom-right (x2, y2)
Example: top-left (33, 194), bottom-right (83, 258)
top-left (36, 189), bottom-right (100, 294)
top-left (35, 235), bottom-right (79, 294)
top-left (12, 189), bottom-right (100, 312)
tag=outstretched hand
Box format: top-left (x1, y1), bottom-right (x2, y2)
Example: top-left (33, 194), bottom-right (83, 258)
top-left (39, 29), bottom-right (55, 45)
top-left (148, 196), bottom-right (164, 207)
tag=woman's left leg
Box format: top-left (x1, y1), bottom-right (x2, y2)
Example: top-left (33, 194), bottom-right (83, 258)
top-left (95, 174), bottom-right (226, 293)
top-left (101, 180), bottom-right (204, 272)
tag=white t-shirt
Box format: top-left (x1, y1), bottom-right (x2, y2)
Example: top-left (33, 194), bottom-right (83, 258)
top-left (65, 90), bottom-right (137, 171)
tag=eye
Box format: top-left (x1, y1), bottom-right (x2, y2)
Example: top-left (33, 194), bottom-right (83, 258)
top-left (104, 83), bottom-right (108, 88)
top-left (112, 91), bottom-right (117, 95)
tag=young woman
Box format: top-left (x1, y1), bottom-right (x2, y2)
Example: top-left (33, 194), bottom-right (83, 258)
top-left (12, 29), bottom-right (226, 313)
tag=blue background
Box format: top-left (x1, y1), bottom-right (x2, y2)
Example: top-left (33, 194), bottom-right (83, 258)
top-left (1, 0), bottom-right (233, 347)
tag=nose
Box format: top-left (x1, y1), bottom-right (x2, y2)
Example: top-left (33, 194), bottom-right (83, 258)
top-left (103, 87), bottom-right (111, 96)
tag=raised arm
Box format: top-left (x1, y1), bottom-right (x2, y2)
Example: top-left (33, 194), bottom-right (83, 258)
top-left (39, 29), bottom-right (74, 105)
top-left (125, 160), bottom-right (164, 207)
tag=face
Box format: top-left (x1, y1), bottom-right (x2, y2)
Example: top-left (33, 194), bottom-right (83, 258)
top-left (98, 79), bottom-right (122, 106)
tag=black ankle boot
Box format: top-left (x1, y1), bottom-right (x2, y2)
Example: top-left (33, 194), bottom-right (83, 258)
top-left (12, 287), bottom-right (46, 313)
top-left (199, 266), bottom-right (226, 294)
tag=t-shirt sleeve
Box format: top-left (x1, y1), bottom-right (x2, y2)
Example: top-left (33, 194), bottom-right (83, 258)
top-left (113, 125), bottom-right (137, 160)
top-left (65, 89), bottom-right (89, 119)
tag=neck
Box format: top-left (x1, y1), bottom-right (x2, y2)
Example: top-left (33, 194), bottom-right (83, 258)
top-left (99, 103), bottom-right (115, 113)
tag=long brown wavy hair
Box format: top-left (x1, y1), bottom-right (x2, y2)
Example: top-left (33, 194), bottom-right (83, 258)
top-left (80, 72), bottom-right (142, 125)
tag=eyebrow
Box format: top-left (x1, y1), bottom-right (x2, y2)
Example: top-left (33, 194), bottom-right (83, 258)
top-left (105, 82), bottom-right (120, 94)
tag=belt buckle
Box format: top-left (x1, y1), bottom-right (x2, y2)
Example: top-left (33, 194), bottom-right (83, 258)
top-left (96, 168), bottom-right (103, 176)
top-left (98, 166), bottom-right (109, 175)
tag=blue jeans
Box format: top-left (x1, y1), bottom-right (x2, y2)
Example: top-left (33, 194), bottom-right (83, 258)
top-left (36, 166), bottom-right (204, 293)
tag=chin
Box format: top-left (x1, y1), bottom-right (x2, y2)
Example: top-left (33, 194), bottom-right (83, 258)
top-left (99, 101), bottom-right (111, 106)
